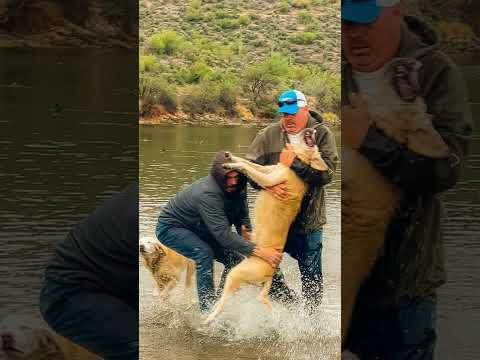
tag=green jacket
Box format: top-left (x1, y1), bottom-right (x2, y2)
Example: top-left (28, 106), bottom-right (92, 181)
top-left (246, 111), bottom-right (338, 234)
top-left (342, 17), bottom-right (473, 303)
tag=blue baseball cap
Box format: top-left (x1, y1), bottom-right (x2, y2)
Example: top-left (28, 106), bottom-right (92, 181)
top-left (342, 0), bottom-right (399, 24)
top-left (277, 89), bottom-right (307, 115)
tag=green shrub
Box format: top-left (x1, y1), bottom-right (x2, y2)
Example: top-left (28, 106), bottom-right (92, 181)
top-left (186, 0), bottom-right (203, 21)
top-left (214, 9), bottom-right (229, 19)
top-left (215, 18), bottom-right (240, 29)
top-left (139, 76), bottom-right (178, 116)
top-left (139, 54), bottom-right (157, 73)
top-left (148, 31), bottom-right (185, 55)
top-left (188, 60), bottom-right (214, 83)
top-left (216, 80), bottom-right (238, 115)
top-left (289, 31), bottom-right (317, 44)
top-left (242, 53), bottom-right (293, 108)
top-left (182, 83), bottom-right (220, 114)
top-left (298, 10), bottom-right (314, 24)
top-left (304, 72), bottom-right (340, 113)
top-left (181, 78), bottom-right (238, 115)
top-left (291, 0), bottom-right (311, 9)
top-left (238, 13), bottom-right (251, 26)
top-left (278, 0), bottom-right (290, 13)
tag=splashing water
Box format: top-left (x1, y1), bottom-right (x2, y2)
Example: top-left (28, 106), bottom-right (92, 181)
top-left (140, 255), bottom-right (340, 360)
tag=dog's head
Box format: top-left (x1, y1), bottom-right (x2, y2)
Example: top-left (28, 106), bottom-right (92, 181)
top-left (139, 236), bottom-right (166, 271)
top-left (292, 128), bottom-right (328, 171)
top-left (0, 315), bottom-right (63, 360)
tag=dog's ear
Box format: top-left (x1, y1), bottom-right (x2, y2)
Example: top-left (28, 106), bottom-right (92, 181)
top-left (153, 243), bottom-right (166, 255)
top-left (34, 329), bottom-right (65, 358)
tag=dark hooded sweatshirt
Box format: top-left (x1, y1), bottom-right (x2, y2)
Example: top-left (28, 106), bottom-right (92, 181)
top-left (157, 151), bottom-right (254, 256)
top-left (44, 182), bottom-right (139, 308)
top-left (342, 17), bottom-right (473, 303)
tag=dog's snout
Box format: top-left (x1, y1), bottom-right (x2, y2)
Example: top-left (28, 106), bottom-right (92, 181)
top-left (1, 333), bottom-right (14, 348)
top-left (139, 244), bottom-right (145, 252)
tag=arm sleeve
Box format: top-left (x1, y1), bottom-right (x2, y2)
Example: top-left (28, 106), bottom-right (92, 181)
top-left (245, 130), bottom-right (268, 190)
top-left (358, 60), bottom-right (472, 195)
top-left (198, 192), bottom-right (254, 256)
top-left (234, 190), bottom-right (252, 234)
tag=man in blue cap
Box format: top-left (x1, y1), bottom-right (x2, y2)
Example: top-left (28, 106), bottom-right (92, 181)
top-left (246, 89), bottom-right (338, 313)
top-left (341, 1), bottom-right (472, 359)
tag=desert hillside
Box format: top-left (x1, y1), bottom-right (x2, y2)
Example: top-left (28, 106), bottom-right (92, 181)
top-left (139, 0), bottom-right (341, 124)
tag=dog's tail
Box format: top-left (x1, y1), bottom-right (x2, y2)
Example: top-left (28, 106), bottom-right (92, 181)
top-left (185, 260), bottom-right (195, 288)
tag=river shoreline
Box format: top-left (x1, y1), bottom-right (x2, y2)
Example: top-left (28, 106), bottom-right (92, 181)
top-left (139, 112), bottom-right (341, 128)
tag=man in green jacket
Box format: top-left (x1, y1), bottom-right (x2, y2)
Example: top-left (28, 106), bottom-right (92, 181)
top-left (341, 1), bottom-right (472, 358)
top-left (246, 89), bottom-right (339, 312)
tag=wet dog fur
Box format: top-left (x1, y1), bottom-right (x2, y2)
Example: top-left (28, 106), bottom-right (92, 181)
top-left (139, 236), bottom-right (194, 299)
top-left (0, 315), bottom-right (100, 360)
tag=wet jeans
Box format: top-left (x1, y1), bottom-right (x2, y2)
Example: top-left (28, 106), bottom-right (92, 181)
top-left (270, 229), bottom-right (323, 311)
top-left (156, 223), bottom-right (243, 312)
top-left (345, 298), bottom-right (437, 360)
top-left (39, 278), bottom-right (138, 360)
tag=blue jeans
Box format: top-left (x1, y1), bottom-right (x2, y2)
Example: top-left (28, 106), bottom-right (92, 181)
top-left (156, 222), bottom-right (243, 312)
top-left (346, 298), bottom-right (437, 359)
top-left (270, 229), bottom-right (323, 310)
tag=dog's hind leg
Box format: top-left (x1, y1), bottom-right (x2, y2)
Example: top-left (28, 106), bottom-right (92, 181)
top-left (204, 276), bottom-right (242, 324)
top-left (160, 280), bottom-right (177, 300)
top-left (257, 278), bottom-right (273, 310)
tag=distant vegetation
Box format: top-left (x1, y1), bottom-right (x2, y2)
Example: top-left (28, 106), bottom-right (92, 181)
top-left (139, 0), bottom-right (340, 121)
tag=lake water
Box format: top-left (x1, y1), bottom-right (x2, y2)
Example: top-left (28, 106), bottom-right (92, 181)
top-left (0, 48), bottom-right (137, 319)
top-left (435, 60), bottom-right (480, 359)
top-left (139, 125), bottom-right (342, 360)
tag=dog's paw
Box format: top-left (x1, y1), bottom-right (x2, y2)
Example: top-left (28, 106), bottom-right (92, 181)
top-left (223, 162), bottom-right (244, 171)
top-left (222, 163), bottom-right (235, 170)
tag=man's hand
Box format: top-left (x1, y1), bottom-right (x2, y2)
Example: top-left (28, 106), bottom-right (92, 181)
top-left (253, 245), bottom-right (283, 268)
top-left (279, 143), bottom-right (296, 167)
top-left (341, 93), bottom-right (370, 149)
top-left (241, 225), bottom-right (251, 241)
top-left (266, 182), bottom-right (288, 201)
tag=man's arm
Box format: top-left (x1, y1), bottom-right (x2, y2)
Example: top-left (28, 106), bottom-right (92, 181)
top-left (198, 192), bottom-right (254, 256)
top-left (234, 190), bottom-right (252, 234)
top-left (198, 191), bottom-right (281, 267)
top-left (291, 126), bottom-right (338, 186)
top-left (358, 58), bottom-right (472, 195)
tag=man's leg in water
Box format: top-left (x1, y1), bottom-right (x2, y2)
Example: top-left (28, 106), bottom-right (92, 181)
top-left (156, 223), bottom-right (217, 312)
top-left (40, 280), bottom-right (138, 360)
